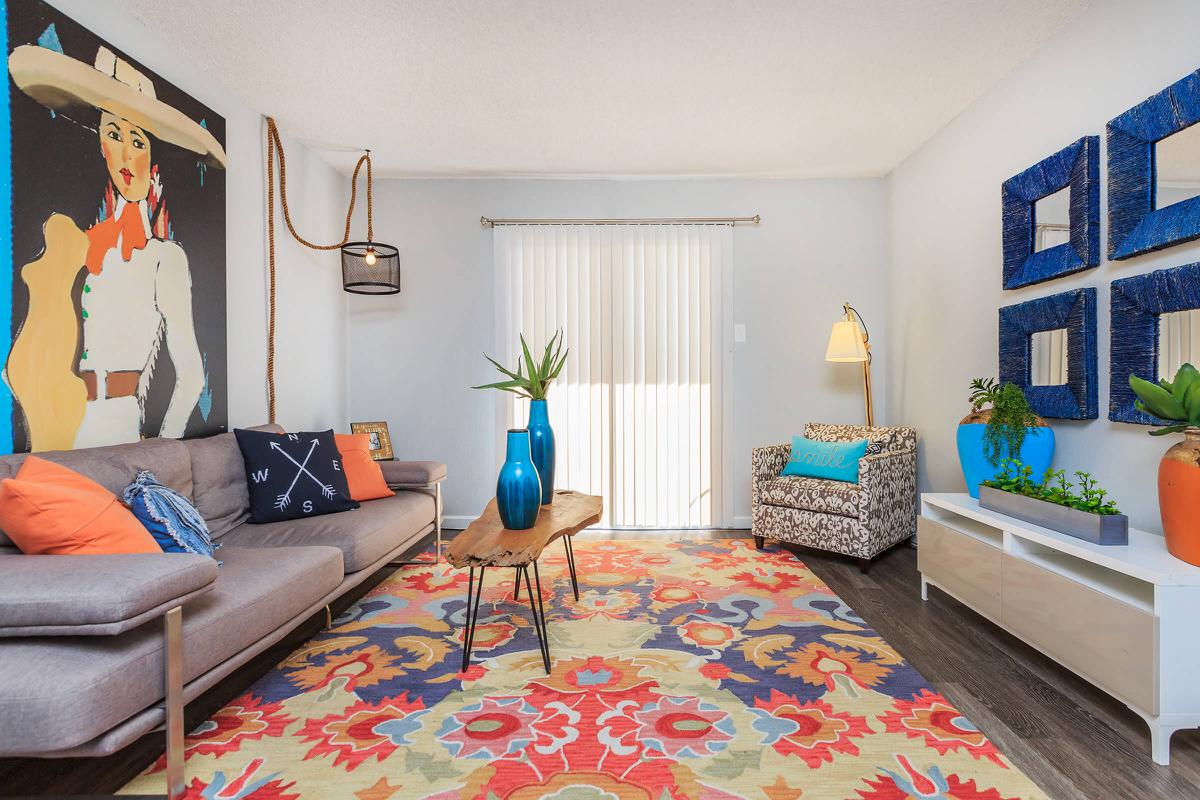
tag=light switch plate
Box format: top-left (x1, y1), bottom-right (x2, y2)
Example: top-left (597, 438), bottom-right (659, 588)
top-left (734, 324), bottom-right (746, 343)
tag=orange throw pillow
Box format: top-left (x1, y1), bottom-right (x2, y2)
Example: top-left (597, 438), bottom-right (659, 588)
top-left (0, 456), bottom-right (160, 555)
top-left (335, 434), bottom-right (394, 502)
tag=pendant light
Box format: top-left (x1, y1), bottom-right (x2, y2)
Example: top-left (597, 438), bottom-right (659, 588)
top-left (264, 117), bottom-right (400, 295)
top-left (263, 117), bottom-right (400, 422)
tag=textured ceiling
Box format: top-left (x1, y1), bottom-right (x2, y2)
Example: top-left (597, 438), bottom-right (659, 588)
top-left (111, 0), bottom-right (1090, 177)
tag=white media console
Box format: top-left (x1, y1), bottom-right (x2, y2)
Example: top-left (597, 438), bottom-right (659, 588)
top-left (919, 492), bottom-right (1200, 765)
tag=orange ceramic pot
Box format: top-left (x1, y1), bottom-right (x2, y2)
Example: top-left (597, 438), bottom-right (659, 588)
top-left (1159, 428), bottom-right (1200, 566)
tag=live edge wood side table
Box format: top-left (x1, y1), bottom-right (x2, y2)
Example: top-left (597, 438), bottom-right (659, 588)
top-left (446, 490), bottom-right (602, 674)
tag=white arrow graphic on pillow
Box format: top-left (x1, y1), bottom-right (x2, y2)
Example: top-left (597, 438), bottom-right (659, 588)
top-left (271, 439), bottom-right (336, 510)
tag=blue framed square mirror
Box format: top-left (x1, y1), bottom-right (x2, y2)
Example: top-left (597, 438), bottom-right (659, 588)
top-left (1108, 68), bottom-right (1200, 259)
top-left (1002, 137), bottom-right (1099, 289)
top-left (1110, 262), bottom-right (1200, 423)
top-left (999, 287), bottom-right (1098, 419)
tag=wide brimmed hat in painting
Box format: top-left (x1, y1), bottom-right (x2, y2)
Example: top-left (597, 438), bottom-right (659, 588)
top-left (8, 44), bottom-right (227, 168)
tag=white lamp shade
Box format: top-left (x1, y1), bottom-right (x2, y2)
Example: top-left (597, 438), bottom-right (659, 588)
top-left (825, 319), bottom-right (868, 362)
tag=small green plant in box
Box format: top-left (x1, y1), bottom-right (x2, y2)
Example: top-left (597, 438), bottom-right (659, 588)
top-left (983, 458), bottom-right (1122, 516)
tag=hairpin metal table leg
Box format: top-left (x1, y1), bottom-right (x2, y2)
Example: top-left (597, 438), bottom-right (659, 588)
top-left (563, 535), bottom-right (580, 602)
top-left (522, 562), bottom-right (551, 673)
top-left (461, 566), bottom-right (486, 672)
top-left (163, 605), bottom-right (185, 800)
top-left (513, 566), bottom-right (523, 600)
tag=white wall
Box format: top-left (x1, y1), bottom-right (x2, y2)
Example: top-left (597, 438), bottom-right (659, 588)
top-left (887, 0), bottom-right (1200, 533)
top-left (347, 178), bottom-right (887, 526)
top-left (46, 0), bottom-right (348, 434)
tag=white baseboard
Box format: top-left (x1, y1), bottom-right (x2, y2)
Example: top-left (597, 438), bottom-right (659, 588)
top-left (732, 516), bottom-right (751, 529)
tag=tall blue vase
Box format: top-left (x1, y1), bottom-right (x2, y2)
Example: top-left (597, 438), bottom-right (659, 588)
top-left (497, 429), bottom-right (542, 530)
top-left (527, 399), bottom-right (555, 505)
top-left (957, 423), bottom-right (1055, 499)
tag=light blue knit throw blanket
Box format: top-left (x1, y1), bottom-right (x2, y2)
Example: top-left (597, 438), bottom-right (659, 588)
top-left (123, 470), bottom-right (219, 558)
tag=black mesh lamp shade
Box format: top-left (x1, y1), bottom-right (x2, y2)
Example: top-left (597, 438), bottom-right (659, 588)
top-left (341, 241), bottom-right (399, 294)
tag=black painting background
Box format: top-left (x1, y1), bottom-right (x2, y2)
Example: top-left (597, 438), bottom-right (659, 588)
top-left (6, 0), bottom-right (227, 452)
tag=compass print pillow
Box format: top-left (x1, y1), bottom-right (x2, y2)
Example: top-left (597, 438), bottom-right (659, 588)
top-left (234, 429), bottom-right (359, 523)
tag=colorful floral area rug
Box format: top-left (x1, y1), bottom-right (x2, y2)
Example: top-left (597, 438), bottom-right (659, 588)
top-left (122, 538), bottom-right (1048, 800)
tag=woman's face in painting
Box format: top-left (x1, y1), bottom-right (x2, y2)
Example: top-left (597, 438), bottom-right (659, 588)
top-left (99, 111), bottom-right (152, 202)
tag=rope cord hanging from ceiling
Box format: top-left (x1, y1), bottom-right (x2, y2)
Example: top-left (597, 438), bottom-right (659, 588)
top-left (263, 116), bottom-right (374, 423)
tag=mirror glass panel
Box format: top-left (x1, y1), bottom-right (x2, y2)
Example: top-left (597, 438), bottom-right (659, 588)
top-left (1158, 308), bottom-right (1200, 379)
top-left (1033, 187), bottom-right (1070, 251)
top-left (1031, 328), bottom-right (1069, 386)
top-left (1155, 124), bottom-right (1200, 209)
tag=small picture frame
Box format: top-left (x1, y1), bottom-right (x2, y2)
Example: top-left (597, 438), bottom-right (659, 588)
top-left (350, 421), bottom-right (394, 461)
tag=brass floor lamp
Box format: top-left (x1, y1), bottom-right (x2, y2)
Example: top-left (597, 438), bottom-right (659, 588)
top-left (825, 302), bottom-right (875, 427)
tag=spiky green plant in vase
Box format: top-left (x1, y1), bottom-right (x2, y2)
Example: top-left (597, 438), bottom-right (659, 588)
top-left (473, 330), bottom-right (569, 505)
top-left (1129, 362), bottom-right (1200, 565)
top-left (472, 329), bottom-right (568, 400)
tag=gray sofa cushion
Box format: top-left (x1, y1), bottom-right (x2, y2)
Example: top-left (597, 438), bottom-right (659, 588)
top-left (0, 438), bottom-right (193, 547)
top-left (185, 424), bottom-right (283, 539)
top-left (378, 460), bottom-right (447, 485)
top-left (0, 545), bottom-right (342, 755)
top-left (0, 553), bottom-right (218, 637)
top-left (219, 490), bottom-right (435, 572)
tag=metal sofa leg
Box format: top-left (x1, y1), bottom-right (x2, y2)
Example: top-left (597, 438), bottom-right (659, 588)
top-left (389, 480), bottom-right (444, 566)
top-left (434, 481), bottom-right (443, 564)
top-left (164, 606), bottom-right (185, 800)
top-left (753, 535), bottom-right (765, 550)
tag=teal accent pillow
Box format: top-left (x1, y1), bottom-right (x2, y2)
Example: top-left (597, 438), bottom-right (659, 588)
top-left (780, 435), bottom-right (869, 483)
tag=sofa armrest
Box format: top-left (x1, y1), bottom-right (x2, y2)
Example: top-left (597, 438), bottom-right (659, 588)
top-left (0, 553), bottom-right (217, 637)
top-left (858, 447), bottom-right (919, 542)
top-left (380, 460), bottom-right (447, 486)
top-left (751, 445), bottom-right (790, 504)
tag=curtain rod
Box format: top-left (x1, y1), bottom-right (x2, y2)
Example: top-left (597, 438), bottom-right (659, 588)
top-left (480, 215), bottom-right (760, 227)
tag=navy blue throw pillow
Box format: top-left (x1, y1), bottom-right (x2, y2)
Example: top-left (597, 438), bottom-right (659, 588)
top-left (234, 428), bottom-right (359, 523)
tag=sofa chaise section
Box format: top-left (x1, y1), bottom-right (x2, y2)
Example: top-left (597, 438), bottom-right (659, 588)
top-left (0, 425), bottom-right (445, 783)
top-left (0, 553), bottom-right (218, 637)
top-left (0, 545), bottom-right (343, 755)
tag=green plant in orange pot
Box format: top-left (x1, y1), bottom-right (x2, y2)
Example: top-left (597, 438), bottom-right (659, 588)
top-left (1130, 363), bottom-right (1200, 566)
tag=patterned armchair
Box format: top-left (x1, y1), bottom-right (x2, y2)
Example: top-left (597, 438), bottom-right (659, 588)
top-left (751, 423), bottom-right (917, 571)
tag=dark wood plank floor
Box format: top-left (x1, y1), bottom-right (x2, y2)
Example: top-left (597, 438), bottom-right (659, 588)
top-left (2, 530), bottom-right (1196, 798)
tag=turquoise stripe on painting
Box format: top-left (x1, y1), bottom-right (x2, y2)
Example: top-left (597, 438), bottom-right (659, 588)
top-left (0, 1), bottom-right (13, 453)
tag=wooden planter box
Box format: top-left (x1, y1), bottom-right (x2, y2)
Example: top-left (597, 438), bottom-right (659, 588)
top-left (978, 486), bottom-right (1129, 545)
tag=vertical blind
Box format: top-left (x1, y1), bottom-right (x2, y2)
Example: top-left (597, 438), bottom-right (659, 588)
top-left (494, 224), bottom-right (732, 528)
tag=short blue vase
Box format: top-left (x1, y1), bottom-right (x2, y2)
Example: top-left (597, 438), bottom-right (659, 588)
top-left (956, 423), bottom-right (1055, 499)
top-left (527, 399), bottom-right (555, 505)
top-left (497, 429), bottom-right (542, 530)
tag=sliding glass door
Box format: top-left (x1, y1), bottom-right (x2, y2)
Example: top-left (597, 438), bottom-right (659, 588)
top-left (494, 225), bottom-right (732, 528)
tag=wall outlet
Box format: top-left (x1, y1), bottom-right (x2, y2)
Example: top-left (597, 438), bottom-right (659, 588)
top-left (734, 324), bottom-right (746, 343)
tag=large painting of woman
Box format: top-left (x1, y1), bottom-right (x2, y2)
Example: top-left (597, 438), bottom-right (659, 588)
top-left (2, 1), bottom-right (227, 453)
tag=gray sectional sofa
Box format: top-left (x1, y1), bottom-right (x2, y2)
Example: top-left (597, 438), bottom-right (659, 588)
top-left (0, 423), bottom-right (444, 794)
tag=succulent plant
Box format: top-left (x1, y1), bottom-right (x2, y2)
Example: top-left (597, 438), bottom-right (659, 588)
top-left (1129, 362), bottom-right (1200, 436)
top-left (472, 329), bottom-right (568, 401)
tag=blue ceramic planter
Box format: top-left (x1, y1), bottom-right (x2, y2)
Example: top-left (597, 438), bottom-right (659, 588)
top-left (957, 423), bottom-right (1055, 499)
top-left (497, 429), bottom-right (542, 530)
top-left (527, 399), bottom-right (555, 505)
